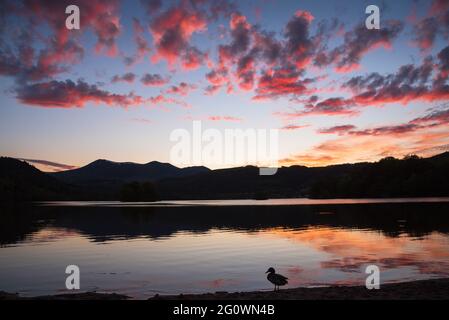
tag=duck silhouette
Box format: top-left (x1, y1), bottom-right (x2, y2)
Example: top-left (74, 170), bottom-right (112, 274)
top-left (265, 267), bottom-right (288, 291)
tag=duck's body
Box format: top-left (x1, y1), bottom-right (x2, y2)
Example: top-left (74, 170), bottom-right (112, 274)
top-left (266, 267), bottom-right (288, 291)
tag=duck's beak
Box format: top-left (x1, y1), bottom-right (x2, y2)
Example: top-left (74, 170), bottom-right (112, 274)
top-left (265, 270), bottom-right (269, 274)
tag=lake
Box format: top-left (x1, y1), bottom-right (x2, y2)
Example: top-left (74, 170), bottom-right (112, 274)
top-left (1, 198), bottom-right (449, 299)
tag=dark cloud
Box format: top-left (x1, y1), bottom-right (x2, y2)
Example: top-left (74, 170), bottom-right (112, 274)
top-left (0, 0), bottom-right (122, 84)
top-left (305, 97), bottom-right (357, 116)
top-left (204, 65), bottom-right (229, 95)
top-left (236, 53), bottom-right (255, 90)
top-left (123, 18), bottom-right (151, 66)
top-left (438, 46), bottom-right (449, 72)
top-left (284, 10), bottom-right (315, 68)
top-left (206, 10), bottom-right (319, 96)
top-left (140, 0), bottom-right (162, 14)
top-left (413, 0), bottom-right (449, 51)
top-left (252, 29), bottom-right (283, 64)
top-left (253, 66), bottom-right (312, 100)
top-left (0, 27), bottom-right (83, 81)
top-left (410, 106), bottom-right (449, 125)
top-left (204, 84), bottom-right (222, 95)
top-left (166, 82), bottom-right (197, 96)
top-left (344, 57), bottom-right (434, 91)
top-left (317, 105), bottom-right (449, 137)
top-left (16, 79), bottom-right (144, 108)
top-left (436, 45), bottom-right (449, 84)
top-left (181, 46), bottom-right (208, 70)
top-left (111, 72), bottom-right (136, 83)
top-left (140, 73), bottom-right (169, 86)
top-left (209, 12), bottom-right (255, 91)
top-left (318, 125), bottom-right (357, 135)
top-left (147, 94), bottom-right (191, 108)
top-left (281, 124), bottom-right (309, 130)
top-left (148, 0), bottom-right (232, 69)
top-left (227, 12), bottom-right (252, 56)
top-left (413, 17), bottom-right (439, 51)
top-left (342, 52), bottom-right (448, 106)
top-left (315, 20), bottom-right (403, 72)
top-left (22, 0), bottom-right (122, 56)
top-left (275, 97), bottom-right (357, 119)
top-left (19, 158), bottom-right (77, 171)
top-left (350, 123), bottom-right (422, 136)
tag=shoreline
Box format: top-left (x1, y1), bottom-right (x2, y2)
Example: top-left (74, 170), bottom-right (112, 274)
top-left (36, 196), bottom-right (449, 208)
top-left (151, 278), bottom-right (449, 300)
top-left (2, 278), bottom-right (449, 300)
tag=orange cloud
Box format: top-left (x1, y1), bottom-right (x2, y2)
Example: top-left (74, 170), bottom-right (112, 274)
top-left (261, 227), bottom-right (449, 276)
top-left (281, 118), bottom-right (449, 167)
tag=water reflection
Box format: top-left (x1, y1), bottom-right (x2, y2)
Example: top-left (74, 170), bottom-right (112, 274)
top-left (1, 202), bottom-right (449, 298)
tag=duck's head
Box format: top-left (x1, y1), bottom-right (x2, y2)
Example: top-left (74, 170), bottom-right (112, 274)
top-left (265, 267), bottom-right (275, 274)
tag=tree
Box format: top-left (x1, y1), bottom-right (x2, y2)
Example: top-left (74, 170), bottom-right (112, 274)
top-left (120, 181), bottom-right (159, 202)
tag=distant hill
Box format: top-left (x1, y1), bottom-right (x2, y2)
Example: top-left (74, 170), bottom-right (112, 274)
top-left (305, 153), bottom-right (449, 198)
top-left (49, 159), bottom-right (209, 200)
top-left (0, 157), bottom-right (74, 201)
top-left (1, 158), bottom-right (209, 201)
top-left (155, 162), bottom-right (365, 200)
top-left (155, 152), bottom-right (449, 200)
top-left (52, 159), bottom-right (209, 184)
top-left (2, 152), bottom-right (449, 201)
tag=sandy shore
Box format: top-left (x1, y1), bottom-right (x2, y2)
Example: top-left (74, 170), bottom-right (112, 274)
top-left (2, 278), bottom-right (449, 300)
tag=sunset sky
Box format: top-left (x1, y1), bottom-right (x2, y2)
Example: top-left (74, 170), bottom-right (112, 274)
top-left (0, 0), bottom-right (448, 171)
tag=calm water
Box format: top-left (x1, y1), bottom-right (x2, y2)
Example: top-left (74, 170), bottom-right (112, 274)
top-left (1, 198), bottom-right (449, 299)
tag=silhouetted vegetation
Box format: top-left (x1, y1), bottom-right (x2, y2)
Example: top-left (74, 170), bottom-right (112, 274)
top-left (253, 190), bottom-right (269, 200)
top-left (156, 152), bottom-right (449, 199)
top-left (52, 159), bottom-right (208, 184)
top-left (120, 182), bottom-right (160, 202)
top-left (2, 152), bottom-right (449, 202)
top-left (0, 157), bottom-right (73, 202)
top-left (309, 153), bottom-right (449, 198)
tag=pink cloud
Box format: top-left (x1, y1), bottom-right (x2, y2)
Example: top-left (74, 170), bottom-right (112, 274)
top-left (16, 79), bottom-right (144, 108)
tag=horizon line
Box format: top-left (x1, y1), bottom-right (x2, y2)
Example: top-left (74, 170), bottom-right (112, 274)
top-left (3, 150), bottom-right (448, 173)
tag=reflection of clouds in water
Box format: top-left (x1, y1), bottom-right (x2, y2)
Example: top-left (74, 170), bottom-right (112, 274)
top-left (26, 228), bottom-right (81, 243)
top-left (261, 227), bottom-right (449, 278)
top-left (286, 266), bottom-right (303, 275)
top-left (3, 204), bottom-right (449, 296)
top-left (285, 267), bottom-right (325, 287)
top-left (196, 278), bottom-right (240, 289)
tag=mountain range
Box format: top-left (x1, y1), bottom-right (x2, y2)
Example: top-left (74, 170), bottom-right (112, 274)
top-left (52, 159), bottom-right (209, 183)
top-left (1, 152), bottom-right (449, 202)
